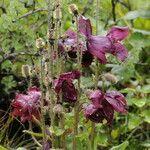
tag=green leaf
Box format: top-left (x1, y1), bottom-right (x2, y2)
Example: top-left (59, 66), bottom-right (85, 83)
top-left (119, 88), bottom-right (136, 93)
top-left (128, 114), bottom-right (142, 130)
top-left (49, 126), bottom-right (65, 136)
top-left (124, 10), bottom-right (150, 20)
top-left (0, 145), bottom-right (7, 150)
top-left (110, 141), bottom-right (129, 150)
top-left (132, 97), bottom-right (146, 107)
top-left (141, 140), bottom-right (150, 148)
top-left (141, 110), bottom-right (150, 124)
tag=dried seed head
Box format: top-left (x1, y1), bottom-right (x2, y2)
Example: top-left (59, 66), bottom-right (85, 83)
top-left (21, 65), bottom-right (32, 78)
top-left (69, 4), bottom-right (78, 16)
top-left (103, 73), bottom-right (118, 83)
top-left (36, 38), bottom-right (45, 49)
top-left (53, 104), bottom-right (64, 115)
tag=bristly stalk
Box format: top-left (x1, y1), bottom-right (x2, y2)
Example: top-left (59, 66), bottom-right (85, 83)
top-left (39, 50), bottom-right (47, 147)
top-left (47, 0), bottom-right (55, 148)
top-left (73, 10), bottom-right (82, 150)
top-left (90, 0), bottom-right (100, 149)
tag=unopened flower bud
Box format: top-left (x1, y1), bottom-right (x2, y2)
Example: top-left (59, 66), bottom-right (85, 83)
top-left (69, 4), bottom-right (78, 16)
top-left (21, 65), bottom-right (32, 78)
top-left (53, 104), bottom-right (64, 115)
top-left (103, 73), bottom-right (118, 83)
top-left (36, 38), bottom-right (45, 49)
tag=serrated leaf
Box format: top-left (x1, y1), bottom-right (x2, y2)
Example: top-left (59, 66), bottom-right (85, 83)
top-left (141, 110), bottom-right (150, 124)
top-left (132, 97), bottom-right (146, 107)
top-left (128, 114), bottom-right (142, 130)
top-left (110, 141), bottom-right (129, 150)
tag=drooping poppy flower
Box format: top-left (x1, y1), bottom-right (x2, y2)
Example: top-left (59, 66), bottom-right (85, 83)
top-left (58, 29), bottom-right (93, 66)
top-left (78, 15), bottom-right (129, 63)
top-left (53, 70), bottom-right (81, 103)
top-left (11, 86), bottom-right (41, 122)
top-left (84, 90), bottom-right (127, 124)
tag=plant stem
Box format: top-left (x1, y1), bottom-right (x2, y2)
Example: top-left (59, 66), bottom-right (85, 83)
top-left (40, 53), bottom-right (47, 146)
top-left (29, 122), bottom-right (42, 147)
top-left (73, 15), bottom-right (82, 150)
top-left (90, 0), bottom-right (100, 149)
top-left (47, 0), bottom-right (55, 147)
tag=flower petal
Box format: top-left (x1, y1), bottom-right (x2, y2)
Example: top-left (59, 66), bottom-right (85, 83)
top-left (65, 30), bottom-right (77, 39)
top-left (107, 26), bottom-right (129, 41)
top-left (111, 42), bottom-right (128, 61)
top-left (88, 90), bottom-right (103, 108)
top-left (104, 91), bottom-right (127, 113)
top-left (87, 36), bottom-right (112, 63)
top-left (62, 80), bottom-right (77, 102)
top-left (78, 15), bottom-right (92, 37)
top-left (82, 51), bottom-right (93, 66)
top-left (84, 104), bottom-right (104, 123)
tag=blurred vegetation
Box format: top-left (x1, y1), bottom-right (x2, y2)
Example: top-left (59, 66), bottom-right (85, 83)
top-left (0, 0), bottom-right (150, 149)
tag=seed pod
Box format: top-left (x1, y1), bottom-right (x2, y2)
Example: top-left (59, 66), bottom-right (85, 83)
top-left (103, 73), bottom-right (118, 83)
top-left (53, 104), bottom-right (64, 115)
top-left (36, 38), bottom-right (45, 49)
top-left (69, 4), bottom-right (78, 16)
top-left (21, 65), bottom-right (32, 78)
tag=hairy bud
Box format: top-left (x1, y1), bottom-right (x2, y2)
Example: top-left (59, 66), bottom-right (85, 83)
top-left (36, 38), bottom-right (45, 49)
top-left (21, 65), bottom-right (32, 78)
top-left (69, 4), bottom-right (78, 16)
top-left (103, 73), bottom-right (118, 83)
top-left (53, 104), bottom-right (64, 115)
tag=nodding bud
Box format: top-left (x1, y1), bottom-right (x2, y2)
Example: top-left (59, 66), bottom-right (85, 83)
top-left (21, 65), bottom-right (32, 78)
top-left (36, 38), bottom-right (45, 49)
top-left (69, 4), bottom-right (78, 16)
top-left (53, 104), bottom-right (64, 115)
top-left (103, 73), bottom-right (118, 83)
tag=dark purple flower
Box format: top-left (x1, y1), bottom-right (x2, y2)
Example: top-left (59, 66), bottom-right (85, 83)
top-left (11, 86), bottom-right (41, 122)
top-left (78, 15), bottom-right (129, 63)
top-left (53, 70), bottom-right (81, 103)
top-left (104, 91), bottom-right (127, 113)
top-left (84, 90), bottom-right (127, 124)
top-left (59, 29), bottom-right (93, 66)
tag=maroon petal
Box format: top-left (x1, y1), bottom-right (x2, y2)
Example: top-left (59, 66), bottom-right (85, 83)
top-left (88, 90), bottom-right (103, 108)
top-left (104, 91), bottom-right (127, 113)
top-left (60, 70), bottom-right (81, 80)
top-left (11, 86), bottom-right (41, 122)
top-left (87, 36), bottom-right (112, 63)
top-left (111, 42), bottom-right (128, 61)
top-left (65, 30), bottom-right (77, 39)
top-left (53, 79), bottom-right (63, 94)
top-left (84, 104), bottom-right (104, 123)
top-left (102, 101), bottom-right (114, 124)
top-left (82, 51), bottom-right (93, 66)
top-left (107, 26), bottom-right (129, 42)
top-left (62, 80), bottom-right (78, 102)
top-left (78, 15), bottom-right (92, 37)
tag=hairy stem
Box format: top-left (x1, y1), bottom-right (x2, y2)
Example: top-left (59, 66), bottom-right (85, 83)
top-left (73, 16), bottom-right (82, 150)
top-left (90, 0), bottom-right (99, 149)
top-left (29, 122), bottom-right (42, 147)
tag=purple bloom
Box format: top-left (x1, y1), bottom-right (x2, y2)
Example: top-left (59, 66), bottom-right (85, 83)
top-left (11, 87), bottom-right (41, 122)
top-left (84, 90), bottom-right (127, 124)
top-left (53, 70), bottom-right (81, 103)
top-left (78, 15), bottom-right (129, 63)
top-left (59, 29), bottom-right (93, 66)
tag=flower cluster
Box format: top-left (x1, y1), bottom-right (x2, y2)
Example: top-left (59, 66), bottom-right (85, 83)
top-left (11, 86), bottom-right (41, 122)
top-left (84, 90), bottom-right (127, 124)
top-left (59, 15), bottom-right (129, 66)
top-left (53, 70), bottom-right (81, 103)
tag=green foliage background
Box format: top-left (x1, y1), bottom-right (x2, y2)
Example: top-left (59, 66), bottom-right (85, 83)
top-left (0, 0), bottom-right (150, 149)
